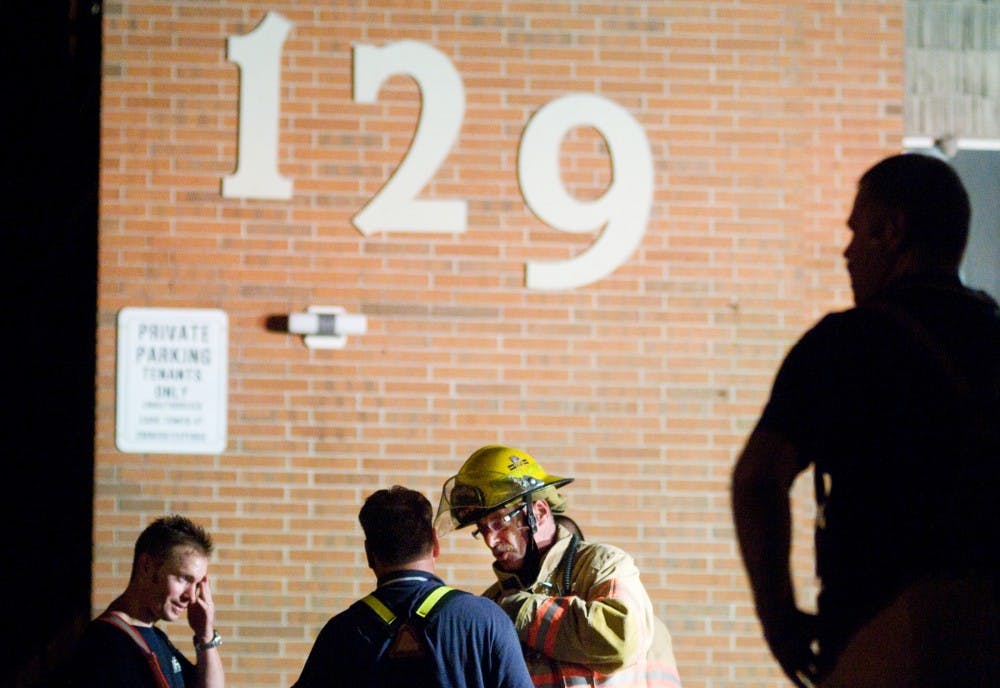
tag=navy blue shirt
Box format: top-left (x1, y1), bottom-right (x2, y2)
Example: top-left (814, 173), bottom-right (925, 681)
top-left (293, 571), bottom-right (533, 688)
top-left (70, 617), bottom-right (194, 687)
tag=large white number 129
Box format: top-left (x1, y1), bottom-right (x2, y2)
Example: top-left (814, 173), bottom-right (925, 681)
top-left (222, 11), bottom-right (654, 290)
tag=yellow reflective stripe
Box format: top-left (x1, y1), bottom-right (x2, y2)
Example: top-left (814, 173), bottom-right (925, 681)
top-left (415, 585), bottom-right (453, 618)
top-left (361, 594), bottom-right (396, 625)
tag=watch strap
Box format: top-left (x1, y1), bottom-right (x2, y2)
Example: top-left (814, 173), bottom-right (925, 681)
top-left (193, 629), bottom-right (222, 651)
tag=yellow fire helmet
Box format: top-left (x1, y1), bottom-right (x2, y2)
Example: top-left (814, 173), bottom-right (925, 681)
top-left (435, 445), bottom-right (573, 535)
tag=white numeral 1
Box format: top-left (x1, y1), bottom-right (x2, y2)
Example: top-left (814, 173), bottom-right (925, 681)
top-left (222, 12), bottom-right (293, 200)
top-left (519, 94), bottom-right (654, 290)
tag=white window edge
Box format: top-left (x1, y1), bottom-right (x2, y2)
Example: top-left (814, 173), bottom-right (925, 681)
top-left (903, 137), bottom-right (1000, 152)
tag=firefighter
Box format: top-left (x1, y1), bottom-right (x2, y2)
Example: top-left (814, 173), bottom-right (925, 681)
top-left (436, 445), bottom-right (682, 688)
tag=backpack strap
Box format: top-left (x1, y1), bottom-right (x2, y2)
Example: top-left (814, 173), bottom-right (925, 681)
top-left (361, 593), bottom-right (398, 625)
top-left (361, 585), bottom-right (462, 668)
top-left (414, 585), bottom-right (455, 619)
top-left (361, 585), bottom-right (458, 627)
top-left (862, 299), bottom-right (974, 400)
top-left (97, 612), bottom-right (172, 688)
top-left (862, 297), bottom-right (1000, 449)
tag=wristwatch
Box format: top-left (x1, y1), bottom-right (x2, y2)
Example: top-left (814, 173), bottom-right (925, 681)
top-left (193, 630), bottom-right (223, 651)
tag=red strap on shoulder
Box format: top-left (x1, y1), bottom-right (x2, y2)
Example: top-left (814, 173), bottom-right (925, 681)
top-left (97, 612), bottom-right (173, 688)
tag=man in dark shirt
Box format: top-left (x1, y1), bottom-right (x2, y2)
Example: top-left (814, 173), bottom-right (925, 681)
top-left (732, 153), bottom-right (999, 686)
top-left (292, 485), bottom-right (532, 688)
top-left (70, 515), bottom-right (224, 688)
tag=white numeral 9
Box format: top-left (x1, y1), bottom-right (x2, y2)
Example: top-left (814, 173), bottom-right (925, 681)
top-left (518, 94), bottom-right (653, 290)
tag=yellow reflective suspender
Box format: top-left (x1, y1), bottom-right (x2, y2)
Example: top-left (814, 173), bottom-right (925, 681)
top-left (361, 585), bottom-right (455, 624)
top-left (361, 592), bottom-right (397, 625)
top-left (414, 585), bottom-right (454, 618)
top-left (361, 584), bottom-right (459, 677)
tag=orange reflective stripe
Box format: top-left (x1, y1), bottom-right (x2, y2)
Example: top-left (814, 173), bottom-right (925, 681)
top-left (591, 579), bottom-right (615, 599)
top-left (592, 577), bottom-right (648, 611)
top-left (545, 661), bottom-right (682, 687)
top-left (525, 597), bottom-right (547, 647)
top-left (593, 577), bottom-right (651, 606)
top-left (528, 595), bottom-right (570, 657)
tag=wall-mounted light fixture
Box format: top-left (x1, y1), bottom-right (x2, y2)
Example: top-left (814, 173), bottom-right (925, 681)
top-left (287, 306), bottom-right (367, 349)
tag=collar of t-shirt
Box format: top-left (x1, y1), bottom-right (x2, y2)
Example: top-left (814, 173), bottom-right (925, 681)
top-left (375, 569), bottom-right (445, 589)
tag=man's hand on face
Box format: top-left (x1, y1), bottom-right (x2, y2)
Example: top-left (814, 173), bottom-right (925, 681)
top-left (187, 576), bottom-right (216, 641)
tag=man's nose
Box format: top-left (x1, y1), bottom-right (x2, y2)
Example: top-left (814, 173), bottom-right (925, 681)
top-left (843, 233), bottom-right (857, 260)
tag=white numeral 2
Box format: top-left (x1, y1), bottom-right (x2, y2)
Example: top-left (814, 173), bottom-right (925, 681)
top-left (352, 41), bottom-right (467, 235)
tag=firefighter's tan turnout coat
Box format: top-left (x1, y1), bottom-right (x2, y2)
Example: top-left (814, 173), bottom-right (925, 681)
top-left (485, 525), bottom-right (682, 688)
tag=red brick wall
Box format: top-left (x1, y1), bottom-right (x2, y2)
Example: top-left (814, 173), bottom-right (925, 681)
top-left (96, 2), bottom-right (904, 685)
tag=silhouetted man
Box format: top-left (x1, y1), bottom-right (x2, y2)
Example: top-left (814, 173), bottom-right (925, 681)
top-left (732, 153), bottom-right (999, 686)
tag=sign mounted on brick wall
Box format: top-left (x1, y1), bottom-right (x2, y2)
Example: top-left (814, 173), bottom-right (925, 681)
top-left (115, 307), bottom-right (229, 454)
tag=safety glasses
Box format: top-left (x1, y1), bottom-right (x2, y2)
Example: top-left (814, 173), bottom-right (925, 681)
top-left (471, 503), bottom-right (527, 540)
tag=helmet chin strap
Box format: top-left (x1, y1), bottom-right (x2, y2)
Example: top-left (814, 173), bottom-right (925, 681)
top-left (523, 494), bottom-right (538, 534)
top-left (520, 494), bottom-right (543, 583)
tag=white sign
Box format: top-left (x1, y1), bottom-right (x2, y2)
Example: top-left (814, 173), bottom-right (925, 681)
top-left (116, 308), bottom-right (229, 454)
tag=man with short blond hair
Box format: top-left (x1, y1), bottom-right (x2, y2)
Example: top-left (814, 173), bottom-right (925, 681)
top-left (71, 515), bottom-right (224, 688)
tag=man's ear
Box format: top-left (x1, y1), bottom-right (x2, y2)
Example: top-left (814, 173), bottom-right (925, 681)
top-left (533, 498), bottom-right (551, 522)
top-left (135, 552), bottom-right (157, 582)
top-left (364, 541), bottom-right (376, 570)
top-left (431, 531), bottom-right (440, 559)
top-left (881, 208), bottom-right (907, 252)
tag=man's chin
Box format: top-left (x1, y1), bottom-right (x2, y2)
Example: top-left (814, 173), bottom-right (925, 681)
top-left (162, 605), bottom-right (185, 621)
top-left (493, 555), bottom-right (523, 572)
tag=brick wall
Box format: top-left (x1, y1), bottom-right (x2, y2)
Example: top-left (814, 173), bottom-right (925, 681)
top-left (96, 2), bottom-right (904, 685)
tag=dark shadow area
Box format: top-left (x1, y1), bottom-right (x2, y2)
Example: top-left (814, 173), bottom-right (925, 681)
top-left (4, 1), bottom-right (101, 685)
top-left (265, 314), bottom-right (291, 332)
